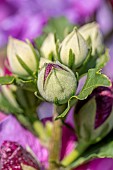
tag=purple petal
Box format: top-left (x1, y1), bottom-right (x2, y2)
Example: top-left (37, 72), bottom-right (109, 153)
top-left (0, 115), bottom-right (48, 168)
top-left (74, 158), bottom-right (113, 170)
top-left (94, 86), bottom-right (113, 128)
top-left (61, 124), bottom-right (77, 160)
top-left (0, 112), bottom-right (6, 121)
top-left (43, 63), bottom-right (67, 87)
top-left (0, 141), bottom-right (40, 170)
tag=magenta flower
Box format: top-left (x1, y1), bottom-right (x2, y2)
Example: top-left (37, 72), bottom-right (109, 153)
top-left (0, 141), bottom-right (40, 170)
top-left (0, 114), bottom-right (48, 168)
top-left (74, 158), bottom-right (113, 170)
top-left (0, 112), bottom-right (6, 121)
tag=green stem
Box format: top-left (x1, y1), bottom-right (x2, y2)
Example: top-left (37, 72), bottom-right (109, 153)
top-left (61, 140), bottom-right (89, 167)
top-left (48, 104), bottom-right (64, 170)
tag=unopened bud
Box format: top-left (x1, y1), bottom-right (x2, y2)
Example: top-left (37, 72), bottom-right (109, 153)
top-left (79, 22), bottom-right (103, 55)
top-left (60, 28), bottom-right (89, 68)
top-left (7, 37), bottom-right (38, 76)
top-left (37, 62), bottom-right (77, 104)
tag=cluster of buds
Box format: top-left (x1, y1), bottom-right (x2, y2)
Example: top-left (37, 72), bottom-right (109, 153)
top-left (6, 22), bottom-right (105, 105)
top-left (0, 18), bottom-right (112, 170)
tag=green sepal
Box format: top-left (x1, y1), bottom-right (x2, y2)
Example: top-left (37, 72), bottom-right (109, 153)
top-left (0, 76), bottom-right (15, 85)
top-left (16, 55), bottom-right (33, 76)
top-left (48, 52), bottom-right (54, 61)
top-left (34, 91), bottom-right (45, 101)
top-left (68, 49), bottom-right (75, 69)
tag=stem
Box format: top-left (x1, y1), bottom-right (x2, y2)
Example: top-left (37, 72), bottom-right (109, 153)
top-left (61, 140), bottom-right (89, 167)
top-left (48, 104), bottom-right (64, 170)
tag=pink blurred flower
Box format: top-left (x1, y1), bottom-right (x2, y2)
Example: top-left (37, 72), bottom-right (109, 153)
top-left (0, 112), bottom-right (6, 121)
top-left (0, 114), bottom-right (48, 168)
top-left (74, 158), bottom-right (113, 170)
top-left (0, 0), bottom-right (103, 48)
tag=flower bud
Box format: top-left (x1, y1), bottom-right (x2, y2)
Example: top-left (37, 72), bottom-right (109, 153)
top-left (37, 62), bottom-right (77, 104)
top-left (7, 37), bottom-right (38, 76)
top-left (0, 141), bottom-right (40, 170)
top-left (60, 28), bottom-right (89, 68)
top-left (75, 86), bottom-right (113, 143)
top-left (79, 22), bottom-right (103, 55)
top-left (40, 33), bottom-right (57, 59)
top-left (39, 57), bottom-right (52, 69)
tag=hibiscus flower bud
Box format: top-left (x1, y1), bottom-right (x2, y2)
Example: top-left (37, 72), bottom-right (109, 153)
top-left (60, 28), bottom-right (89, 68)
top-left (0, 141), bottom-right (40, 170)
top-left (7, 37), bottom-right (38, 76)
top-left (79, 22), bottom-right (103, 55)
top-left (75, 85), bottom-right (113, 143)
top-left (40, 33), bottom-right (57, 59)
top-left (37, 62), bottom-right (77, 104)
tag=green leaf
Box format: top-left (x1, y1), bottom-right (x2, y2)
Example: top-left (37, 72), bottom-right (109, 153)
top-left (21, 164), bottom-right (37, 170)
top-left (77, 69), bottom-right (111, 100)
top-left (35, 34), bottom-right (47, 50)
top-left (0, 76), bottom-right (15, 85)
top-left (55, 96), bottom-right (77, 120)
top-left (35, 17), bottom-right (74, 50)
top-left (16, 55), bottom-right (33, 76)
top-left (15, 78), bottom-right (37, 92)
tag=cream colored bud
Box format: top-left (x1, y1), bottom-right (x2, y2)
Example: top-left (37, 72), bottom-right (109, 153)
top-left (79, 22), bottom-right (103, 55)
top-left (7, 37), bottom-right (37, 76)
top-left (37, 62), bottom-right (77, 104)
top-left (60, 28), bottom-right (89, 68)
top-left (40, 33), bottom-right (57, 59)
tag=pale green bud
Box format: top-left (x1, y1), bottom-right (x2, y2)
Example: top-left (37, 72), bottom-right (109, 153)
top-left (79, 22), bottom-right (103, 55)
top-left (37, 62), bottom-right (77, 104)
top-left (40, 33), bottom-right (57, 59)
top-left (7, 37), bottom-right (37, 76)
top-left (60, 28), bottom-right (89, 68)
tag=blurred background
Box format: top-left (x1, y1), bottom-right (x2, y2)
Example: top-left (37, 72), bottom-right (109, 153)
top-left (0, 0), bottom-right (113, 76)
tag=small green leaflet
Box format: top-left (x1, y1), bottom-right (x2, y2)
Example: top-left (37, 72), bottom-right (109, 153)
top-left (0, 76), bottom-right (15, 85)
top-left (16, 55), bottom-right (33, 76)
top-left (15, 78), bottom-right (37, 92)
top-left (56, 68), bottom-right (111, 119)
top-left (77, 69), bottom-right (111, 100)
